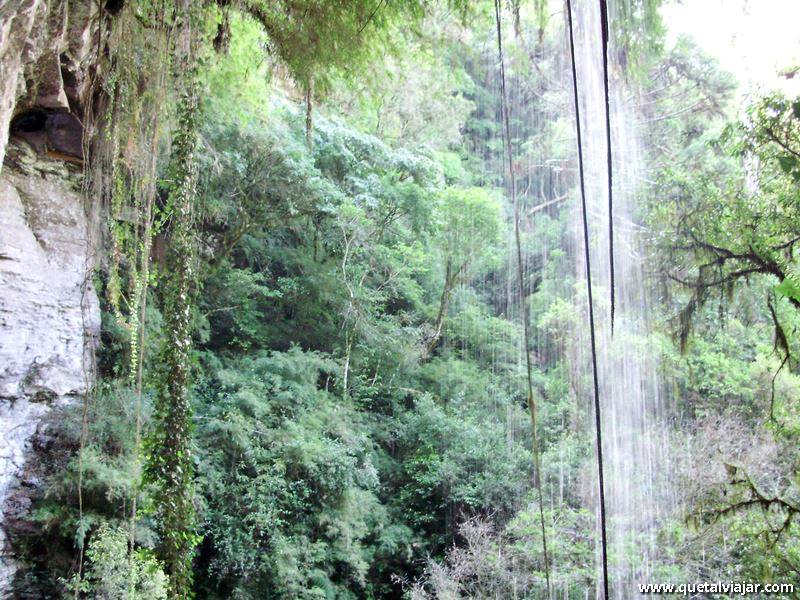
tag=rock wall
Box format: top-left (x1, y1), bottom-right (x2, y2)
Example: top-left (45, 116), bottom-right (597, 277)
top-left (0, 144), bottom-right (100, 590)
top-left (0, 0), bottom-right (96, 172)
top-left (0, 0), bottom-right (101, 592)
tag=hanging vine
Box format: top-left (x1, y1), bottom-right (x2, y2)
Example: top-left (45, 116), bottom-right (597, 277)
top-left (145, 1), bottom-right (207, 595)
top-left (71, 0), bottom-right (182, 593)
top-left (100, 0), bottom-right (175, 563)
top-left (73, 1), bottom-right (211, 595)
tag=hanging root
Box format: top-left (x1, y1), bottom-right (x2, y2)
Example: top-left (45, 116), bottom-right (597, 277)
top-left (599, 0), bottom-right (616, 333)
top-left (566, 0), bottom-right (610, 596)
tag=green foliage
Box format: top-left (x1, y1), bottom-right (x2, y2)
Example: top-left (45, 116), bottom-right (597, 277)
top-left (611, 0), bottom-right (666, 77)
top-left (206, 14), bottom-right (273, 120)
top-left (6, 382), bottom-right (160, 597)
top-left (435, 186), bottom-right (504, 275)
top-left (240, 0), bottom-right (471, 92)
top-left (644, 39), bottom-right (800, 590)
top-left (329, 27), bottom-right (475, 150)
top-left (146, 8), bottom-right (206, 595)
top-left (654, 90), bottom-right (800, 355)
top-left (187, 88), bottom-right (542, 594)
top-left (410, 508), bottom-right (596, 598)
top-left (394, 390), bottom-right (533, 528)
top-left (194, 348), bottom-right (383, 598)
top-left (67, 524), bottom-right (168, 599)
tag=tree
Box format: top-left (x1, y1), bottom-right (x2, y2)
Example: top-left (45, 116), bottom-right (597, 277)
top-left (660, 93), bottom-right (800, 356)
top-left (69, 524), bottom-right (168, 599)
top-left (241, 0), bottom-right (471, 143)
top-left (425, 187), bottom-right (503, 355)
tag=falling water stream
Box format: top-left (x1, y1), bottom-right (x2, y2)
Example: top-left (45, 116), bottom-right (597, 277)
top-left (568, 1), bottom-right (675, 596)
top-left (480, 1), bottom-right (678, 594)
top-left (466, 1), bottom-right (677, 594)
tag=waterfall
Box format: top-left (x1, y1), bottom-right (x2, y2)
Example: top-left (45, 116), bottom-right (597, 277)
top-left (477, 3), bottom-right (678, 593)
top-left (568, 1), bottom-right (675, 596)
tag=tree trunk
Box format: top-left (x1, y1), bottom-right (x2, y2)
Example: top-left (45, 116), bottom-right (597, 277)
top-left (305, 76), bottom-right (314, 148)
top-left (426, 260), bottom-right (457, 356)
top-left (150, 3), bottom-right (201, 596)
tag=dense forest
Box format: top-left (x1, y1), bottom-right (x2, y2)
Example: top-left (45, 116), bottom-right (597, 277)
top-left (0, 0), bottom-right (799, 598)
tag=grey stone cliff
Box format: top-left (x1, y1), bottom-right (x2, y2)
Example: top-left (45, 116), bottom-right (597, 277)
top-left (0, 0), bottom-right (100, 591)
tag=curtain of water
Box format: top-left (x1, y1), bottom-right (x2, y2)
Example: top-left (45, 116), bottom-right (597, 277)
top-left (459, 4), bottom-right (675, 594)
top-left (567, 0), bottom-right (675, 596)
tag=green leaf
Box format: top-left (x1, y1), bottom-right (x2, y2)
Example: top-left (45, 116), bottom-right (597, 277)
top-left (775, 277), bottom-right (800, 302)
top-left (792, 101), bottom-right (800, 120)
top-left (778, 155), bottom-right (797, 174)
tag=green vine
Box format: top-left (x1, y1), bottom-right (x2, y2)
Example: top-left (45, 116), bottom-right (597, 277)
top-left (144, 2), bottom-right (209, 596)
top-left (78, 0), bottom-right (178, 595)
